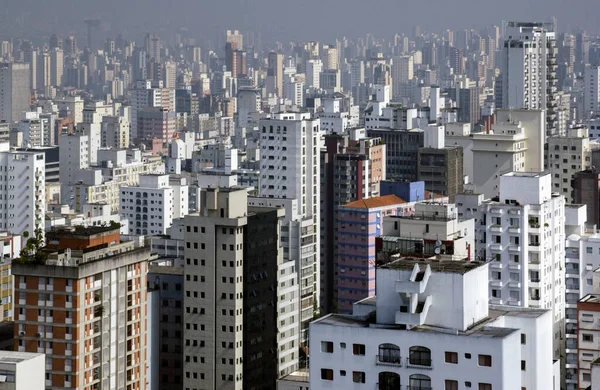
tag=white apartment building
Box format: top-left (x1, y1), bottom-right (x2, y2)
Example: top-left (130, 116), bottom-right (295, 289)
top-left (564, 203), bottom-right (600, 390)
top-left (0, 142), bottom-right (45, 236)
top-left (316, 96), bottom-right (360, 135)
top-left (283, 74), bottom-right (304, 107)
top-left (0, 62), bottom-right (30, 123)
top-left (258, 113), bottom-right (320, 341)
top-left (547, 126), bottom-right (593, 202)
top-left (120, 174), bottom-right (186, 235)
top-left (309, 258), bottom-right (559, 390)
top-left (456, 171), bottom-right (566, 362)
top-left (470, 109), bottom-right (544, 198)
top-left (0, 351), bottom-right (45, 390)
top-left (500, 22), bottom-right (558, 136)
top-left (305, 59), bottom-right (323, 89)
top-left (584, 65), bottom-right (600, 119)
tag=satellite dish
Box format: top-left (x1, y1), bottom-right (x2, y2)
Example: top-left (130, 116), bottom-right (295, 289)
top-left (434, 247), bottom-right (441, 255)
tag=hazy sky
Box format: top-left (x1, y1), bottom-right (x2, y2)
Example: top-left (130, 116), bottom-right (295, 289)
top-left (1, 0), bottom-right (599, 44)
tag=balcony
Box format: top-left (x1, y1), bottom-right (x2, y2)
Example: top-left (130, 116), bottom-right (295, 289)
top-left (406, 357), bottom-right (433, 370)
top-left (490, 225), bottom-right (503, 233)
top-left (490, 262), bottom-right (503, 270)
top-left (375, 355), bottom-right (402, 367)
top-left (395, 296), bottom-right (433, 327)
top-left (489, 243), bottom-right (503, 252)
top-left (508, 226), bottom-right (521, 234)
top-left (490, 208), bottom-right (503, 215)
top-left (508, 263), bottom-right (521, 270)
top-left (508, 244), bottom-right (521, 252)
top-left (408, 387), bottom-right (432, 390)
top-left (508, 281), bottom-right (521, 288)
top-left (566, 285), bottom-right (579, 293)
top-left (490, 280), bottom-right (503, 288)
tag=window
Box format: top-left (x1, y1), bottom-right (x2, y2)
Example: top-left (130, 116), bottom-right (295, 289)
top-left (521, 334), bottom-right (526, 345)
top-left (340, 370), bottom-right (346, 376)
top-left (465, 353), bottom-right (471, 359)
top-left (320, 369), bottom-right (333, 381)
top-left (352, 344), bottom-right (365, 355)
top-left (510, 290), bottom-right (519, 299)
top-left (478, 354), bottom-right (492, 367)
top-left (445, 351), bottom-right (458, 364)
top-left (320, 341), bottom-right (333, 353)
top-left (409, 374), bottom-right (432, 390)
top-left (379, 372), bottom-right (400, 390)
top-left (479, 384), bottom-right (492, 390)
top-left (409, 346), bottom-right (432, 367)
top-left (378, 343), bottom-right (401, 364)
top-left (583, 334), bottom-right (594, 342)
top-left (446, 380), bottom-right (459, 390)
top-left (521, 360), bottom-right (526, 371)
top-left (352, 371), bottom-right (366, 383)
top-left (491, 289), bottom-right (500, 298)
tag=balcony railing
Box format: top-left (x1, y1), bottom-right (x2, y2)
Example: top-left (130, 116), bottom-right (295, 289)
top-left (406, 357), bottom-right (432, 369)
top-left (376, 355), bottom-right (402, 367)
top-left (407, 386), bottom-right (432, 390)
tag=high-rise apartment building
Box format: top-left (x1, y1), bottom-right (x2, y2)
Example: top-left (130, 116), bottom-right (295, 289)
top-left (137, 107), bottom-right (176, 144)
top-left (584, 65), bottom-right (600, 119)
top-left (0, 142), bottom-right (45, 237)
top-left (499, 22), bottom-right (558, 136)
top-left (13, 226), bottom-right (150, 390)
top-left (182, 187), bottom-right (296, 390)
top-left (130, 80), bottom-right (176, 139)
top-left (305, 59), bottom-right (323, 90)
top-left (0, 62), bottom-right (30, 123)
top-left (259, 113), bottom-right (320, 340)
top-left (457, 171), bottom-right (566, 363)
top-left (547, 126), bottom-right (593, 202)
top-left (319, 134), bottom-right (386, 313)
top-left (573, 169), bottom-right (600, 227)
top-left (267, 52), bottom-right (283, 97)
top-left (417, 146), bottom-right (464, 201)
top-left (391, 55), bottom-right (413, 98)
top-left (49, 48), bottom-right (64, 87)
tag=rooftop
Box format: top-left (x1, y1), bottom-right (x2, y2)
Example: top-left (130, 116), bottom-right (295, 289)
top-left (0, 351), bottom-right (44, 364)
top-left (580, 294), bottom-right (600, 304)
top-left (278, 370), bottom-right (309, 383)
top-left (343, 194), bottom-right (405, 209)
top-left (380, 257), bottom-right (486, 274)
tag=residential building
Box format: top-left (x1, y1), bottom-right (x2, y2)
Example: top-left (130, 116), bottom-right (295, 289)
top-left (13, 226), bottom-right (151, 390)
top-left (470, 109), bottom-right (544, 198)
top-left (316, 95), bottom-right (359, 135)
top-left (319, 70), bottom-right (341, 93)
top-left (547, 125), bottom-right (593, 202)
top-left (334, 195), bottom-right (407, 313)
top-left (148, 262), bottom-right (184, 390)
top-left (137, 107), bottom-right (176, 145)
top-left (584, 65), bottom-right (600, 119)
top-left (573, 168), bottom-right (600, 227)
top-left (417, 146), bottom-right (464, 201)
top-left (391, 56), bottom-right (413, 98)
top-left (182, 187), bottom-right (296, 390)
top-left (310, 258), bottom-right (560, 390)
top-left (130, 80), bottom-right (175, 139)
top-left (267, 52), bottom-right (284, 97)
top-left (258, 113), bottom-right (320, 340)
top-left (0, 351), bottom-right (44, 389)
top-left (456, 171), bottom-right (566, 364)
top-left (120, 174), bottom-right (186, 236)
top-left (499, 22), bottom-right (558, 136)
top-left (380, 202), bottom-right (475, 262)
top-left (0, 62), bottom-right (30, 123)
top-left (0, 232), bottom-right (22, 322)
top-left (320, 133), bottom-right (387, 312)
top-left (577, 293), bottom-right (600, 389)
top-left (101, 115), bottom-right (130, 149)
top-left (0, 142), bottom-right (45, 236)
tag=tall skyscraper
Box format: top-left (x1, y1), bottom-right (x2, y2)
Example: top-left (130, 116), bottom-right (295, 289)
top-left (391, 55), bottom-right (414, 97)
top-left (266, 52), bottom-right (283, 97)
top-left (499, 22), bottom-right (558, 136)
top-left (0, 62), bottom-right (30, 123)
top-left (49, 48), bottom-right (64, 87)
top-left (584, 65), bottom-right (600, 118)
top-left (84, 19), bottom-right (101, 50)
top-left (259, 113), bottom-right (321, 341)
top-left (145, 33), bottom-right (161, 61)
top-left (182, 187), bottom-right (297, 390)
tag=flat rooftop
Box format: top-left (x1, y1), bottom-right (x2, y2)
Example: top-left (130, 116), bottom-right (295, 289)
top-left (278, 369), bottom-right (309, 383)
top-left (0, 351), bottom-right (43, 363)
top-left (380, 257), bottom-right (486, 274)
top-left (314, 313), bottom-right (518, 339)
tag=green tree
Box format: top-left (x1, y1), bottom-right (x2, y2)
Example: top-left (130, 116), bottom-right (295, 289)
top-left (15, 229), bottom-right (47, 265)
